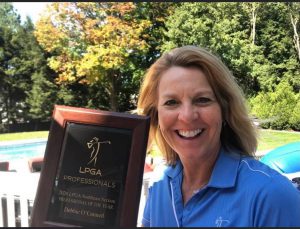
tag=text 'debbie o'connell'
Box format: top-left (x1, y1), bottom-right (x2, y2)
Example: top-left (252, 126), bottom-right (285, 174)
top-left (58, 189), bottom-right (116, 219)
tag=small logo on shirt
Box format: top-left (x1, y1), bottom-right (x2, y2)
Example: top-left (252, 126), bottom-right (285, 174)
top-left (215, 216), bottom-right (230, 227)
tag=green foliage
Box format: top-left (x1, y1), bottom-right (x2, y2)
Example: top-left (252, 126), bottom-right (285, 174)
top-left (32, 2), bottom-right (174, 112)
top-left (163, 2), bottom-right (300, 98)
top-left (34, 2), bottom-right (153, 111)
top-left (1, 2), bottom-right (300, 132)
top-left (0, 3), bottom-right (30, 123)
top-left (0, 3), bottom-right (55, 124)
top-left (250, 80), bottom-right (300, 130)
top-left (162, 3), bottom-right (261, 95)
top-left (289, 97), bottom-right (300, 130)
top-left (26, 71), bottom-right (58, 120)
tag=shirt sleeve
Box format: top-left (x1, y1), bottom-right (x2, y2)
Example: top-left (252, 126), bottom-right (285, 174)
top-left (254, 174), bottom-right (300, 227)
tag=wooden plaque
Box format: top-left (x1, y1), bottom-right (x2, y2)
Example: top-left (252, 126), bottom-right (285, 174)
top-left (30, 105), bottom-right (150, 227)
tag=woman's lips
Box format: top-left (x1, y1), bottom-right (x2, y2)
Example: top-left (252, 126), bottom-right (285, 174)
top-left (177, 129), bottom-right (203, 139)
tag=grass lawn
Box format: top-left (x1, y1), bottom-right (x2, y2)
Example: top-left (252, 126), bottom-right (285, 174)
top-left (257, 129), bottom-right (300, 151)
top-left (0, 131), bottom-right (49, 141)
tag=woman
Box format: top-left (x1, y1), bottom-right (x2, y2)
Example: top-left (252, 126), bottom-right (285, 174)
top-left (137, 46), bottom-right (300, 227)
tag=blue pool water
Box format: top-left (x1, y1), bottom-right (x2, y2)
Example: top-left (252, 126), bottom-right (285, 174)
top-left (0, 139), bottom-right (47, 162)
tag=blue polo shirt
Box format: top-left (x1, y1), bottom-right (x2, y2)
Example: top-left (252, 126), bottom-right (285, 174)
top-left (142, 147), bottom-right (300, 227)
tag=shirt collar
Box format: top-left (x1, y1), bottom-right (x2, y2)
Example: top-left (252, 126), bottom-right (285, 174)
top-left (165, 147), bottom-right (241, 188)
top-left (165, 159), bottom-right (183, 179)
top-left (208, 147), bottom-right (240, 188)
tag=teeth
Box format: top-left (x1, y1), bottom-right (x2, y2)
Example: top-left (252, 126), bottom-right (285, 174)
top-left (178, 129), bottom-right (202, 138)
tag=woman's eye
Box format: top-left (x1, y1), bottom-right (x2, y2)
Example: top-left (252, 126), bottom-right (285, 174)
top-left (194, 97), bottom-right (212, 104)
top-left (164, 99), bottom-right (178, 106)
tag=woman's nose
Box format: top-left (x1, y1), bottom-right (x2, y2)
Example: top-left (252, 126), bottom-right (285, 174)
top-left (178, 104), bottom-right (198, 123)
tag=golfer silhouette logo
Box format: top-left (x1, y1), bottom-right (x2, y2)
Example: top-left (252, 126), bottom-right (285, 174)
top-left (87, 137), bottom-right (111, 166)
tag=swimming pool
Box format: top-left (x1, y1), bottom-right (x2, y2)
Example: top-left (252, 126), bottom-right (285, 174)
top-left (0, 139), bottom-right (47, 162)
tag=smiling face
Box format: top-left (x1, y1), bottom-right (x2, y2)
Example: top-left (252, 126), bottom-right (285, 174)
top-left (157, 66), bottom-right (223, 162)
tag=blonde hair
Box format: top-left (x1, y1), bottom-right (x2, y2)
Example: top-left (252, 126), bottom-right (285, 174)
top-left (137, 46), bottom-right (257, 165)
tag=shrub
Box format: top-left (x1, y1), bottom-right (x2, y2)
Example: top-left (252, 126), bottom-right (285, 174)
top-left (290, 96), bottom-right (300, 130)
top-left (250, 80), bottom-right (298, 130)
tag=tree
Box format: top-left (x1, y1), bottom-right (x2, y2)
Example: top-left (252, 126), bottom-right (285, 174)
top-left (34, 2), bottom-right (151, 111)
top-left (287, 2), bottom-right (300, 62)
top-left (20, 17), bottom-right (58, 122)
top-left (163, 2), bottom-right (300, 97)
top-left (285, 2), bottom-right (300, 92)
top-left (133, 2), bottom-right (176, 66)
top-left (0, 3), bottom-right (23, 123)
top-left (116, 2), bottom-right (176, 110)
top-left (250, 80), bottom-right (299, 130)
top-left (257, 3), bottom-right (300, 92)
top-left (163, 2), bottom-right (261, 95)
top-left (0, 3), bottom-right (35, 124)
top-left (0, 3), bottom-right (57, 126)
top-left (242, 3), bottom-right (260, 45)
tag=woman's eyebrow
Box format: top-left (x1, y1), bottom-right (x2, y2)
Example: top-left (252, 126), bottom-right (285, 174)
top-left (194, 90), bottom-right (215, 96)
top-left (160, 89), bottom-right (215, 98)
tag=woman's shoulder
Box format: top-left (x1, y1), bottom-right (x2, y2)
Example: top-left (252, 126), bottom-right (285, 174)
top-left (239, 156), bottom-right (279, 176)
top-left (237, 156), bottom-right (300, 210)
top-left (238, 156), bottom-right (298, 193)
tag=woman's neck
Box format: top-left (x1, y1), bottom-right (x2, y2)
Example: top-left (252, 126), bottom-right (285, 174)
top-left (180, 151), bottom-right (219, 205)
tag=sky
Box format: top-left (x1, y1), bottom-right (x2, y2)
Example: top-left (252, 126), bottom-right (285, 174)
top-left (12, 2), bottom-right (50, 24)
